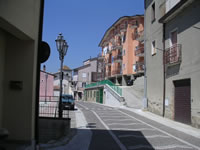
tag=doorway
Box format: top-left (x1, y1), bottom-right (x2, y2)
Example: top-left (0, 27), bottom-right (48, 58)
top-left (174, 79), bottom-right (191, 124)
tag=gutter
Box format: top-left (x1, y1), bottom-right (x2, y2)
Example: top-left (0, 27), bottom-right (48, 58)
top-left (162, 23), bottom-right (166, 117)
top-left (143, 5), bottom-right (147, 109)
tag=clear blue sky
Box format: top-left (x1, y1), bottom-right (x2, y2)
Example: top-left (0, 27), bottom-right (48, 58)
top-left (42, 0), bottom-right (144, 73)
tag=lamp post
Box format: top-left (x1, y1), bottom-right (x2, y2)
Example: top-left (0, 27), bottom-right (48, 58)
top-left (55, 33), bottom-right (68, 118)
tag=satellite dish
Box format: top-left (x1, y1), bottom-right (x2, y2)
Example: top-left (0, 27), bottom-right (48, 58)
top-left (39, 41), bottom-right (50, 63)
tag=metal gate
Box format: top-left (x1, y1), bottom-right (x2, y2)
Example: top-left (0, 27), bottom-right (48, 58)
top-left (174, 79), bottom-right (191, 124)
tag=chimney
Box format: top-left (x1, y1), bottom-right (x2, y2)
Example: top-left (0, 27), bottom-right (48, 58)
top-left (43, 65), bottom-right (46, 72)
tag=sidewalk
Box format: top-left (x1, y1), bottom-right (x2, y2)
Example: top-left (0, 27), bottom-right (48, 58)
top-left (37, 107), bottom-right (92, 150)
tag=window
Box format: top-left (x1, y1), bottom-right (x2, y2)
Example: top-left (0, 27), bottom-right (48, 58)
top-left (122, 33), bottom-right (126, 43)
top-left (123, 64), bottom-right (126, 70)
top-left (90, 91), bottom-right (92, 98)
top-left (82, 82), bottom-right (86, 87)
top-left (170, 29), bottom-right (178, 46)
top-left (151, 40), bottom-right (156, 55)
top-left (82, 73), bottom-right (87, 78)
top-left (123, 49), bottom-right (126, 56)
top-left (151, 3), bottom-right (155, 23)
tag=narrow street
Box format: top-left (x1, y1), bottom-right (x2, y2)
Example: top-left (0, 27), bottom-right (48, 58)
top-left (75, 101), bottom-right (200, 150)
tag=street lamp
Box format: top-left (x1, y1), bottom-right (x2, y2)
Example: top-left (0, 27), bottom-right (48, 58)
top-left (55, 33), bottom-right (69, 118)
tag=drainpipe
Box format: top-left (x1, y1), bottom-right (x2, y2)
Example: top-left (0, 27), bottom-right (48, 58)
top-left (35, 0), bottom-right (45, 147)
top-left (162, 23), bottom-right (166, 117)
top-left (143, 16), bottom-right (148, 109)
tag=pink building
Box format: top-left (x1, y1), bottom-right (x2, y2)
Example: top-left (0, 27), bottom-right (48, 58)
top-left (39, 67), bottom-right (54, 98)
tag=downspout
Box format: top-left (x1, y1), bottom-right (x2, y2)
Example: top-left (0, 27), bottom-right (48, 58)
top-left (143, 15), bottom-right (148, 109)
top-left (35, 0), bottom-right (45, 146)
top-left (162, 23), bottom-right (166, 117)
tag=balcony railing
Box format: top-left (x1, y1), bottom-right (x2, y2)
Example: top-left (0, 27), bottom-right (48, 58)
top-left (106, 71), bottom-right (111, 77)
top-left (112, 68), bottom-right (122, 76)
top-left (134, 30), bottom-right (144, 41)
top-left (114, 55), bottom-right (122, 62)
top-left (135, 46), bottom-right (144, 56)
top-left (164, 44), bottom-right (182, 65)
top-left (120, 24), bottom-right (127, 32)
top-left (130, 20), bottom-right (138, 29)
top-left (85, 80), bottom-right (122, 96)
top-left (133, 61), bottom-right (144, 73)
top-left (105, 59), bottom-right (111, 66)
top-left (39, 96), bottom-right (69, 118)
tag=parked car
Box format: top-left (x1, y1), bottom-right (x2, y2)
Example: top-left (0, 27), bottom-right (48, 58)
top-left (62, 94), bottom-right (75, 110)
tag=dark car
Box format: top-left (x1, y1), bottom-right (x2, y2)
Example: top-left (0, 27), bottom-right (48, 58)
top-left (62, 94), bottom-right (75, 110)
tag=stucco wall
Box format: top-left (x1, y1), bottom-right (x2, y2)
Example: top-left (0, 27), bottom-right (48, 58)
top-left (0, 0), bottom-right (41, 141)
top-left (40, 72), bottom-right (54, 97)
top-left (145, 0), bottom-right (165, 116)
top-left (0, 29), bottom-right (6, 128)
top-left (164, 0), bottom-right (200, 127)
top-left (0, 0), bottom-right (40, 40)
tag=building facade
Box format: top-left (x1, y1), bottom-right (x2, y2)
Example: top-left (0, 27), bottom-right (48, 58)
top-left (39, 66), bottom-right (54, 98)
top-left (72, 57), bottom-right (100, 100)
top-left (145, 0), bottom-right (200, 128)
top-left (0, 0), bottom-right (41, 146)
top-left (99, 15), bottom-right (144, 86)
top-left (53, 65), bottom-right (73, 96)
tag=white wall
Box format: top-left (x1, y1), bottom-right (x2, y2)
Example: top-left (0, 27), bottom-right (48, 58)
top-left (104, 89), bottom-right (122, 107)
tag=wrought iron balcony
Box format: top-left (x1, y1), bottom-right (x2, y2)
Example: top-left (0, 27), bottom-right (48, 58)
top-left (133, 61), bottom-right (144, 73)
top-left (105, 59), bottom-right (112, 66)
top-left (130, 20), bottom-right (139, 29)
top-left (164, 44), bottom-right (182, 65)
top-left (135, 45), bottom-right (144, 57)
top-left (114, 55), bottom-right (122, 63)
top-left (120, 24), bottom-right (127, 32)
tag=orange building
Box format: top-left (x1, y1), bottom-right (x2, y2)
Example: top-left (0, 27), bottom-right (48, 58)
top-left (99, 15), bottom-right (144, 85)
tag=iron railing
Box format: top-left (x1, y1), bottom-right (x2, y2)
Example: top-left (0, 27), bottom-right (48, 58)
top-left (39, 96), bottom-right (69, 118)
top-left (133, 61), bottom-right (144, 73)
top-left (165, 44), bottom-right (182, 65)
top-left (85, 80), bottom-right (122, 96)
top-left (135, 46), bottom-right (144, 56)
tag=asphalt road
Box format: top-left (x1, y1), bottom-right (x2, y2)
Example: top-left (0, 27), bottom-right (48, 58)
top-left (76, 101), bottom-right (200, 150)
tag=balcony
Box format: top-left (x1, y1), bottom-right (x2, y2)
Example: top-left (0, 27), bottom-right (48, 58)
top-left (136, 31), bottom-right (144, 43)
top-left (120, 24), bottom-right (127, 32)
top-left (164, 44), bottom-right (182, 65)
top-left (106, 71), bottom-right (111, 77)
top-left (133, 61), bottom-right (144, 73)
top-left (111, 44), bottom-right (122, 51)
top-left (105, 59), bottom-right (111, 66)
top-left (130, 20), bottom-right (138, 29)
top-left (114, 55), bottom-right (122, 63)
top-left (135, 45), bottom-right (144, 57)
top-left (112, 68), bottom-right (122, 76)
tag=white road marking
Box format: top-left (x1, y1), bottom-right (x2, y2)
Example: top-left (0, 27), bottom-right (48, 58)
top-left (118, 134), bottom-right (169, 139)
top-left (118, 110), bottom-right (199, 150)
top-left (91, 110), bottom-right (127, 150)
top-left (112, 128), bottom-right (155, 131)
top-left (103, 118), bottom-right (134, 122)
top-left (107, 123), bottom-right (143, 126)
top-left (128, 144), bottom-right (194, 150)
top-left (100, 116), bottom-right (128, 118)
